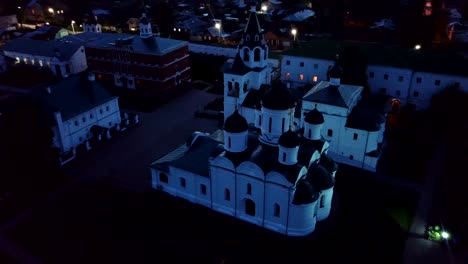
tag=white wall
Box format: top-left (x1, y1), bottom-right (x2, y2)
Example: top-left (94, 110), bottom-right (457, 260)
top-left (280, 56), bottom-right (333, 88)
top-left (287, 202), bottom-right (317, 236)
top-left (188, 43), bottom-right (237, 58)
top-left (264, 181), bottom-right (292, 234)
top-left (210, 165), bottom-right (236, 216)
top-left (317, 187), bottom-right (333, 221)
top-left (366, 65), bottom-right (413, 103)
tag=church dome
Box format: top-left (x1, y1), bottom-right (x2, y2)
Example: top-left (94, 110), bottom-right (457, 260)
top-left (307, 163), bottom-right (334, 190)
top-left (319, 154), bottom-right (338, 172)
top-left (278, 129), bottom-right (300, 148)
top-left (293, 179), bottom-right (320, 205)
top-left (304, 108), bottom-right (324, 125)
top-left (261, 82), bottom-right (296, 110)
top-left (224, 110), bottom-right (248, 133)
top-left (328, 63), bottom-right (342, 79)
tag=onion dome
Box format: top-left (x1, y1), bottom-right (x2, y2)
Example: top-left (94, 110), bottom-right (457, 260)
top-left (307, 163), bottom-right (334, 190)
top-left (278, 129), bottom-right (300, 148)
top-left (261, 82), bottom-right (296, 110)
top-left (319, 154), bottom-right (338, 172)
top-left (304, 108), bottom-right (324, 125)
top-left (293, 179), bottom-right (320, 205)
top-left (224, 110), bottom-right (248, 133)
top-left (140, 14), bottom-right (150, 25)
top-left (328, 63), bottom-right (342, 79)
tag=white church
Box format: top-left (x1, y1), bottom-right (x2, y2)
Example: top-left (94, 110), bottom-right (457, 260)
top-left (149, 6), bottom-right (384, 236)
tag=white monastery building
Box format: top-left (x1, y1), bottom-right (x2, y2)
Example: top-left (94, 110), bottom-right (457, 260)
top-left (40, 73), bottom-right (122, 164)
top-left (149, 6), bottom-right (385, 236)
top-left (2, 38), bottom-right (88, 78)
top-left (280, 40), bottom-right (468, 110)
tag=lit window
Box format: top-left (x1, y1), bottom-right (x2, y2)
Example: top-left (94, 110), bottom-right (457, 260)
top-left (39, 60), bottom-right (43, 67)
top-left (299, 74), bottom-right (304, 80)
top-left (285, 72), bottom-right (290, 79)
top-left (313, 76), bottom-right (318, 82)
top-left (174, 28), bottom-right (176, 31)
top-left (15, 57), bottom-right (20, 64)
top-left (31, 59), bottom-right (35, 65)
top-left (435, 80), bottom-right (441, 86)
top-left (23, 58), bottom-right (27, 64)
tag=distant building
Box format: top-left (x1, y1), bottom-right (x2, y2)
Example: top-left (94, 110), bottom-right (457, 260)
top-left (22, 25), bottom-right (69, 40)
top-left (2, 38), bottom-right (88, 78)
top-left (0, 15), bottom-right (18, 31)
top-left (149, 5), bottom-right (337, 237)
top-left (41, 73), bottom-right (122, 164)
top-left (61, 13), bottom-right (190, 95)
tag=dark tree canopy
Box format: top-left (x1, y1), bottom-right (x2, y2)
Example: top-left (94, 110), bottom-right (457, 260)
top-left (0, 95), bottom-right (60, 194)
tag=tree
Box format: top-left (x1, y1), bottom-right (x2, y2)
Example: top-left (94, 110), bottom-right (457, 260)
top-left (0, 95), bottom-right (60, 195)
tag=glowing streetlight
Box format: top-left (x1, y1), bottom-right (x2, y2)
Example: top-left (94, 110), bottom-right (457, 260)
top-left (48, 8), bottom-right (54, 14)
top-left (441, 231), bottom-right (450, 239)
top-left (414, 44), bottom-right (421, 50)
top-left (291, 28), bottom-right (297, 41)
top-left (215, 22), bottom-right (221, 42)
top-left (261, 5), bottom-right (267, 13)
top-left (17, 6), bottom-right (21, 9)
top-left (71, 20), bottom-right (76, 34)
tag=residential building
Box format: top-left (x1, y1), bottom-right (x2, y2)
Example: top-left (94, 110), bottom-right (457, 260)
top-left (40, 73), bottom-right (122, 164)
top-left (280, 40), bottom-right (468, 110)
top-left (61, 13), bottom-right (190, 94)
top-left (2, 38), bottom-right (88, 78)
top-left (149, 6), bottom-right (337, 237)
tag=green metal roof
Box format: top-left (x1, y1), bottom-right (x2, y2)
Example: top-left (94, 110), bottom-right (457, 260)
top-left (281, 39), bottom-right (468, 76)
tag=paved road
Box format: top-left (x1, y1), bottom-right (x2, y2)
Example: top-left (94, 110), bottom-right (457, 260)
top-left (0, 89), bottom-right (221, 263)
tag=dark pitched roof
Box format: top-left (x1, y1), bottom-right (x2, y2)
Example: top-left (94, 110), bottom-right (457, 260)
top-left (40, 74), bottom-right (116, 120)
top-left (3, 38), bottom-right (81, 61)
top-left (279, 129), bottom-right (300, 148)
top-left (328, 61), bottom-right (342, 79)
top-left (171, 135), bottom-right (224, 177)
top-left (224, 52), bottom-right (251, 75)
top-left (244, 8), bottom-right (262, 36)
top-left (60, 32), bottom-right (187, 55)
top-left (304, 108), bottom-right (324, 124)
top-left (224, 110), bottom-right (248, 133)
top-left (345, 103), bottom-right (385, 131)
top-left (293, 179), bottom-right (319, 205)
top-left (140, 14), bottom-right (150, 25)
top-left (302, 81), bottom-right (363, 108)
top-left (319, 154), bottom-right (338, 172)
top-left (262, 82), bottom-right (296, 110)
top-left (241, 85), bottom-right (268, 109)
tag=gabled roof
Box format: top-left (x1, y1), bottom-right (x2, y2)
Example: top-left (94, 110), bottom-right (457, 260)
top-left (40, 74), bottom-right (116, 120)
top-left (244, 9), bottom-right (262, 35)
top-left (60, 32), bottom-right (187, 55)
top-left (302, 81), bottom-right (363, 108)
top-left (2, 38), bottom-right (81, 61)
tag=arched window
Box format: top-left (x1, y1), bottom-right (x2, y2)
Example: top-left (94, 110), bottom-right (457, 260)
top-left (254, 49), bottom-right (260, 62)
top-left (228, 137), bottom-right (231, 148)
top-left (243, 48), bottom-right (250, 62)
top-left (245, 199), bottom-right (255, 216)
top-left (225, 188), bottom-right (231, 201)
top-left (246, 35), bottom-right (250, 42)
top-left (234, 82), bottom-right (240, 96)
top-left (282, 118), bottom-right (285, 132)
top-left (320, 195), bottom-right (325, 208)
top-left (243, 83), bottom-right (248, 93)
top-left (247, 183), bottom-right (252, 195)
top-left (268, 117), bottom-right (272, 133)
top-left (274, 203), bottom-right (280, 217)
top-left (308, 129), bottom-right (311, 139)
top-left (159, 172), bottom-right (168, 183)
top-left (282, 152), bottom-right (286, 162)
top-left (228, 81), bottom-right (233, 91)
top-left (254, 34), bottom-right (259, 41)
top-left (259, 115), bottom-right (262, 126)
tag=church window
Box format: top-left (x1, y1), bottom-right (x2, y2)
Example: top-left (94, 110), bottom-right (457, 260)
top-left (243, 49), bottom-right (250, 62)
top-left (228, 137), bottom-right (232, 149)
top-left (313, 76), bottom-right (318, 82)
top-left (413, 91), bottom-right (419, 97)
top-left (349, 155), bottom-right (354, 160)
top-left (369, 72), bottom-right (374, 78)
top-left (159, 173), bottom-right (168, 183)
top-left (416, 77), bottom-right (422, 84)
top-left (286, 60), bottom-right (290, 65)
top-left (228, 81), bottom-right (233, 91)
top-left (300, 62), bottom-right (304, 67)
top-left (435, 80), bottom-right (441, 86)
top-left (268, 117), bottom-right (272, 133)
top-left (308, 129), bottom-right (311, 138)
top-left (254, 34), bottom-right (259, 41)
top-left (384, 74), bottom-right (389, 80)
top-left (254, 49), bottom-right (260, 62)
top-left (201, 184), bottom-right (207, 195)
top-left (243, 83), bottom-right (248, 93)
top-left (282, 152), bottom-right (286, 162)
top-left (398, 76), bottom-right (404, 82)
top-left (285, 72), bottom-right (290, 79)
top-left (247, 183), bottom-right (252, 195)
top-left (320, 195), bottom-right (325, 208)
top-left (225, 188), bottom-right (231, 201)
top-left (274, 203), bottom-right (280, 217)
top-left (245, 199), bottom-right (256, 216)
top-left (282, 118), bottom-right (285, 132)
top-left (299, 74), bottom-right (304, 81)
top-left (353, 133), bottom-right (358, 140)
top-left (327, 129), bottom-right (333, 137)
top-left (180, 177), bottom-right (186, 188)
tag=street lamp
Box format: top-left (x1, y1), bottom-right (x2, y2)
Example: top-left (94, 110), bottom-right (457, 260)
top-left (261, 5), bottom-right (267, 13)
top-left (291, 28), bottom-right (297, 41)
top-left (414, 44), bottom-right (421, 50)
top-left (441, 231), bottom-right (450, 239)
top-left (17, 6), bottom-right (21, 9)
top-left (48, 8), bottom-right (54, 14)
top-left (71, 20), bottom-right (76, 34)
top-left (215, 22), bottom-right (221, 42)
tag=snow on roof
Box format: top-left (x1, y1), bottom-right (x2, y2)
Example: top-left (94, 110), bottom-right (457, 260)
top-left (92, 9), bottom-right (110, 16)
top-left (282, 9), bottom-right (315, 22)
top-left (208, 27), bottom-right (230, 38)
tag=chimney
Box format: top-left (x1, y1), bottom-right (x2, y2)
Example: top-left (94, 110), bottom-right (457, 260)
top-left (88, 73), bottom-right (96, 81)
